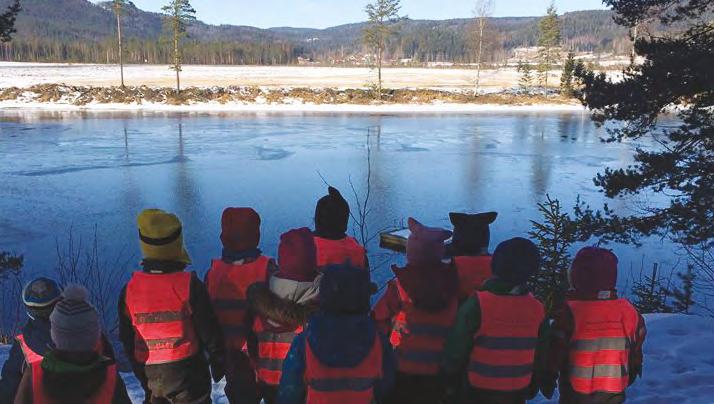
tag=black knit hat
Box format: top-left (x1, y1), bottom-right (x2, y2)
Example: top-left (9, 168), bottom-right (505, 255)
top-left (319, 264), bottom-right (372, 314)
top-left (315, 186), bottom-right (350, 239)
top-left (448, 212), bottom-right (498, 255)
top-left (491, 237), bottom-right (541, 286)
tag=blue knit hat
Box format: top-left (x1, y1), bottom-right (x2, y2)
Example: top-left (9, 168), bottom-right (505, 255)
top-left (319, 264), bottom-right (372, 314)
top-left (491, 238), bottom-right (541, 286)
top-left (23, 277), bottom-right (63, 319)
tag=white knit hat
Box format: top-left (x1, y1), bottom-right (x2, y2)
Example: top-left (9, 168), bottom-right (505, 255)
top-left (49, 285), bottom-right (100, 352)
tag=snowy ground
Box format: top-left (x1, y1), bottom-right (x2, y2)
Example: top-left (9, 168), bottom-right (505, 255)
top-left (0, 62), bottom-right (523, 91)
top-left (2, 314), bottom-right (713, 403)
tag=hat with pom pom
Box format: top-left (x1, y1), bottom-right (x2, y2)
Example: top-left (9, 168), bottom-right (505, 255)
top-left (49, 285), bottom-right (100, 352)
top-left (315, 186), bottom-right (350, 239)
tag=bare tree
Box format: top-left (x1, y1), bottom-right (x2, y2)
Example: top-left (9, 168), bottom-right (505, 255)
top-left (473, 0), bottom-right (494, 94)
top-left (162, 0), bottom-right (196, 94)
top-left (113, 0), bottom-right (132, 88)
top-left (362, 0), bottom-right (401, 100)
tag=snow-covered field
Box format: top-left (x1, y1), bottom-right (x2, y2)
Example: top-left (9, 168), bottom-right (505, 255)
top-left (2, 314), bottom-right (713, 403)
top-left (0, 62), bottom-right (521, 90)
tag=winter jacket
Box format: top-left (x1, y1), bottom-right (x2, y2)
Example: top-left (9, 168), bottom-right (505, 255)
top-left (118, 263), bottom-right (225, 391)
top-left (0, 318), bottom-right (53, 403)
top-left (277, 312), bottom-right (396, 404)
top-left (247, 275), bottom-right (321, 386)
top-left (544, 292), bottom-right (647, 404)
top-left (13, 350), bottom-right (131, 404)
top-left (441, 278), bottom-right (551, 403)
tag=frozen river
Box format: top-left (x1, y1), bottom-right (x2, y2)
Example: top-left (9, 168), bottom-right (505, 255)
top-left (0, 111), bottom-right (677, 304)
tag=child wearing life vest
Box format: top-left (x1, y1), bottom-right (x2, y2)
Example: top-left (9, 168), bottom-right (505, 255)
top-left (247, 227), bottom-right (321, 404)
top-left (118, 209), bottom-right (225, 404)
top-left (13, 285), bottom-right (131, 404)
top-left (544, 247), bottom-right (647, 404)
top-left (442, 237), bottom-right (549, 404)
top-left (205, 207), bottom-right (277, 404)
top-left (0, 277), bottom-right (62, 403)
top-left (278, 264), bottom-right (396, 404)
top-left (313, 186), bottom-right (369, 270)
top-left (373, 217), bottom-right (458, 404)
top-left (446, 212), bottom-right (498, 302)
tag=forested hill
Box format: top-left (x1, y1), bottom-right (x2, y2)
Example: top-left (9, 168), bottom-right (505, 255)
top-left (0, 0), bottom-right (631, 65)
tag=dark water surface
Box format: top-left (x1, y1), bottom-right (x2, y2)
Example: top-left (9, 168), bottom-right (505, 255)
top-left (0, 111), bottom-right (680, 301)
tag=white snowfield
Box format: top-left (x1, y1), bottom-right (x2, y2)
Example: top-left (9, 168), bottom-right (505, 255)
top-left (1, 314), bottom-right (713, 403)
top-left (0, 62), bottom-right (523, 90)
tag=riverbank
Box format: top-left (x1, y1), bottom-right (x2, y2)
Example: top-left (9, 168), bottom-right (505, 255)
top-left (0, 84), bottom-right (584, 112)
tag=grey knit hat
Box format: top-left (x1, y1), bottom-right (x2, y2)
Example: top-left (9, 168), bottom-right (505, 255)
top-left (49, 285), bottom-right (100, 352)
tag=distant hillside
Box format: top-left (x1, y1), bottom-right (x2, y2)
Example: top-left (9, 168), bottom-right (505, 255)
top-left (0, 0), bottom-right (632, 64)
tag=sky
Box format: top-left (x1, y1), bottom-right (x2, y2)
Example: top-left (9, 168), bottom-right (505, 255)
top-left (117, 0), bottom-right (610, 29)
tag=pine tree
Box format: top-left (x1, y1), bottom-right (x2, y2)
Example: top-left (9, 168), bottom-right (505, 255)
top-left (0, 0), bottom-right (21, 43)
top-left (517, 60), bottom-right (533, 93)
top-left (113, 0), bottom-right (132, 88)
top-left (528, 195), bottom-right (576, 314)
top-left (363, 0), bottom-right (401, 100)
top-left (161, 0), bottom-right (196, 94)
top-left (537, 3), bottom-right (561, 97)
top-left (668, 266), bottom-right (696, 314)
top-left (631, 263), bottom-right (672, 314)
top-left (560, 51), bottom-right (576, 97)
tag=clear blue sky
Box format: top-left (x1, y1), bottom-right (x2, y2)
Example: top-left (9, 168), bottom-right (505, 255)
top-left (121, 0), bottom-right (609, 29)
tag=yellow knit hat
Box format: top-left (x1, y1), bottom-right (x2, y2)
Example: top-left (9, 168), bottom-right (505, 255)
top-left (137, 209), bottom-right (191, 264)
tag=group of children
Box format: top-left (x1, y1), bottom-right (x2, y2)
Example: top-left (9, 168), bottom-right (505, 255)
top-left (0, 186), bottom-right (647, 404)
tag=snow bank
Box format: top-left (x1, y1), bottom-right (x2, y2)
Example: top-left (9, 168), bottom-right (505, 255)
top-left (4, 314), bottom-right (712, 403)
top-left (0, 100), bottom-right (585, 113)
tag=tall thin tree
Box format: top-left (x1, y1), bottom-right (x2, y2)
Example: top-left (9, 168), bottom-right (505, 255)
top-left (537, 3), bottom-right (561, 96)
top-left (113, 0), bottom-right (132, 88)
top-left (362, 0), bottom-right (401, 100)
top-left (473, 0), bottom-right (494, 94)
top-left (161, 0), bottom-right (196, 94)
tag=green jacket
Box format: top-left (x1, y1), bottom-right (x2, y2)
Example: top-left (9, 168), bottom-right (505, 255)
top-left (441, 278), bottom-right (551, 402)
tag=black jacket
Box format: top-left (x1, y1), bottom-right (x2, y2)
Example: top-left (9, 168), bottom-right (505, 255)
top-left (0, 318), bottom-right (53, 403)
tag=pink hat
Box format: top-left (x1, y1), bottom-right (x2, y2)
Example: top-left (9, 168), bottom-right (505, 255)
top-left (276, 227), bottom-right (318, 282)
top-left (406, 218), bottom-right (452, 267)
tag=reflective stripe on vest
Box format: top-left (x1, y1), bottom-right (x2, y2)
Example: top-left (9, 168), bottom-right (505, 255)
top-left (16, 334), bottom-right (44, 365)
top-left (206, 256), bottom-right (270, 350)
top-left (31, 360), bottom-right (117, 404)
top-left (390, 280), bottom-right (457, 375)
top-left (468, 291), bottom-right (544, 392)
top-left (567, 299), bottom-right (639, 394)
top-left (125, 271), bottom-right (199, 365)
top-left (314, 236), bottom-right (367, 269)
top-left (453, 255), bottom-right (492, 300)
top-left (305, 333), bottom-right (383, 404)
top-left (253, 316), bottom-right (302, 385)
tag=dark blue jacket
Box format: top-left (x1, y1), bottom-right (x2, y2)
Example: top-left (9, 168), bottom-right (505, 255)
top-left (277, 312), bottom-right (395, 404)
top-left (0, 318), bottom-right (53, 403)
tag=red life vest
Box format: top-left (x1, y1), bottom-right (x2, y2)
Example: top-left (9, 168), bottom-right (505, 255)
top-left (305, 333), bottom-right (383, 404)
top-left (567, 298), bottom-right (639, 395)
top-left (253, 316), bottom-right (303, 386)
top-left (125, 271), bottom-right (199, 365)
top-left (314, 236), bottom-right (367, 269)
top-left (16, 334), bottom-right (44, 366)
top-left (468, 291), bottom-right (544, 392)
top-left (30, 360), bottom-right (116, 404)
top-left (390, 280), bottom-right (457, 375)
top-left (453, 255), bottom-right (492, 300)
top-left (206, 256), bottom-right (270, 350)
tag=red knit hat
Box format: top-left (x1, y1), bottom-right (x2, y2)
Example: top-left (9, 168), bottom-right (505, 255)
top-left (406, 217), bottom-right (452, 267)
top-left (277, 227), bottom-right (318, 282)
top-left (570, 247), bottom-right (618, 293)
top-left (220, 208), bottom-right (261, 252)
